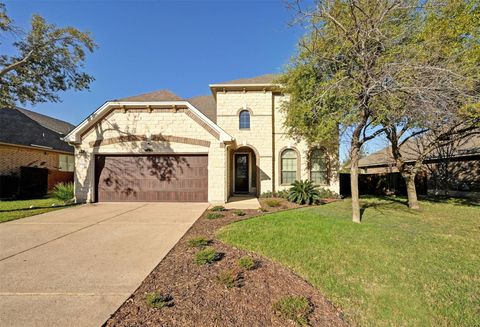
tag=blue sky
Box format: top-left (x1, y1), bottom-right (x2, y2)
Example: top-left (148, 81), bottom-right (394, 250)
top-left (4, 0), bottom-right (385, 160)
top-left (5, 0), bottom-right (302, 125)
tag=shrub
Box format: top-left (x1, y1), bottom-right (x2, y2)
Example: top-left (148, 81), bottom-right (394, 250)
top-left (265, 199), bottom-right (282, 207)
top-left (259, 207), bottom-right (269, 212)
top-left (207, 212), bottom-right (224, 220)
top-left (145, 292), bottom-right (173, 309)
top-left (288, 180), bottom-right (320, 205)
top-left (277, 190), bottom-right (290, 199)
top-left (210, 205), bottom-right (226, 212)
top-left (318, 188), bottom-right (340, 199)
top-left (234, 210), bottom-right (246, 216)
top-left (52, 182), bottom-right (74, 202)
top-left (187, 236), bottom-right (211, 248)
top-left (260, 190), bottom-right (289, 199)
top-left (260, 191), bottom-right (274, 198)
top-left (272, 296), bottom-right (313, 326)
top-left (217, 269), bottom-right (244, 288)
top-left (238, 256), bottom-right (256, 270)
top-left (194, 247), bottom-right (222, 265)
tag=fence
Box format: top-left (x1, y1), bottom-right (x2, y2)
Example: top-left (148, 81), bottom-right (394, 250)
top-left (339, 172), bottom-right (427, 197)
top-left (0, 167), bottom-right (73, 199)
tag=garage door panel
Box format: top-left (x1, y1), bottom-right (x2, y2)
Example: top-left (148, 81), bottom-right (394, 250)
top-left (95, 155), bottom-right (208, 202)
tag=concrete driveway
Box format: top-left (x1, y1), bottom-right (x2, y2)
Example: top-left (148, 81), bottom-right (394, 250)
top-left (0, 202), bottom-right (207, 327)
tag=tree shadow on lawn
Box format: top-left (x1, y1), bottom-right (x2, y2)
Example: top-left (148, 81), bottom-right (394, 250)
top-left (359, 196), bottom-right (413, 221)
top-left (358, 194), bottom-right (479, 221)
top-left (419, 195), bottom-right (479, 207)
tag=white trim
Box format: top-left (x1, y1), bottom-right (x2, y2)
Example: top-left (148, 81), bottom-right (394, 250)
top-left (30, 144), bottom-right (53, 150)
top-left (63, 101), bottom-right (234, 144)
top-left (0, 142), bottom-right (73, 154)
top-left (184, 102), bottom-right (232, 142)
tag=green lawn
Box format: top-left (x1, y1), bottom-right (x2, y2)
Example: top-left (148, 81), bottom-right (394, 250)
top-left (0, 197), bottom-right (68, 223)
top-left (217, 197), bottom-right (480, 326)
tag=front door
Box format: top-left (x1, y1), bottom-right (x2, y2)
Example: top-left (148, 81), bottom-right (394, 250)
top-left (234, 154), bottom-right (249, 193)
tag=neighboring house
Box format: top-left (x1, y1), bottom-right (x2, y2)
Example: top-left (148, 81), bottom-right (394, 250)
top-left (356, 135), bottom-right (480, 196)
top-left (0, 107), bottom-right (75, 197)
top-left (64, 74), bottom-right (340, 204)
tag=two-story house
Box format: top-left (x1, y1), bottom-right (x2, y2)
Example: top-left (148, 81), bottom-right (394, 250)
top-left (64, 74), bottom-right (339, 204)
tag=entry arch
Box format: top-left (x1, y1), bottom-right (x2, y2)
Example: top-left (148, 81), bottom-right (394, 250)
top-left (230, 144), bottom-right (260, 196)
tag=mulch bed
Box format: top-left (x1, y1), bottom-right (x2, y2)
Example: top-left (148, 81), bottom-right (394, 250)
top-left (105, 198), bottom-right (347, 327)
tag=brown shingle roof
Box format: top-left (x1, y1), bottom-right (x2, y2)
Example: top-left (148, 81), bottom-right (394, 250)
top-left (113, 90), bottom-right (218, 123)
top-left (186, 95), bottom-right (217, 123)
top-left (214, 73), bottom-right (280, 85)
top-left (117, 89), bottom-right (182, 102)
top-left (114, 74), bottom-right (282, 123)
top-left (358, 135), bottom-right (480, 167)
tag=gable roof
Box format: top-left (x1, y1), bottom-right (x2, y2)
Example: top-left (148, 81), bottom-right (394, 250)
top-left (186, 95), bottom-right (217, 123)
top-left (214, 73), bottom-right (280, 85)
top-left (66, 74), bottom-right (283, 144)
top-left (115, 90), bottom-right (216, 122)
top-left (64, 100), bottom-right (233, 144)
top-left (358, 135), bottom-right (480, 168)
top-left (0, 107), bottom-right (74, 153)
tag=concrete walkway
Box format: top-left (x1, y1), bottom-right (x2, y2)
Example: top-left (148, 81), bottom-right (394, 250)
top-left (224, 196), bottom-right (261, 209)
top-left (0, 202), bottom-right (208, 327)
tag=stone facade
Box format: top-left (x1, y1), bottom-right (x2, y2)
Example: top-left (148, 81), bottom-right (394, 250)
top-left (218, 91), bottom-right (339, 196)
top-left (68, 83), bottom-right (340, 204)
top-left (74, 108), bottom-right (227, 204)
top-left (217, 91), bottom-right (274, 194)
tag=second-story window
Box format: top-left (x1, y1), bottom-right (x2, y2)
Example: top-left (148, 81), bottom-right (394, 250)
top-left (239, 110), bottom-right (250, 129)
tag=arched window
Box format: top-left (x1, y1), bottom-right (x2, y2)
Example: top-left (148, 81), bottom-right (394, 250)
top-left (310, 148), bottom-right (328, 184)
top-left (239, 110), bottom-right (250, 129)
top-left (281, 149), bottom-right (297, 184)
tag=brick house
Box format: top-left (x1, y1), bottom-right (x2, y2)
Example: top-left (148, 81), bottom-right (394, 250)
top-left (64, 74), bottom-right (339, 204)
top-left (0, 107), bottom-right (75, 197)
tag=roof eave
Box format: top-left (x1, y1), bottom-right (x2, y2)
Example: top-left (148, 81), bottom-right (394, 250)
top-left (64, 101), bottom-right (233, 144)
top-left (208, 83), bottom-right (282, 99)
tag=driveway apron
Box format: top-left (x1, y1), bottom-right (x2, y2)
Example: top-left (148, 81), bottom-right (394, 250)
top-left (0, 202), bottom-right (207, 327)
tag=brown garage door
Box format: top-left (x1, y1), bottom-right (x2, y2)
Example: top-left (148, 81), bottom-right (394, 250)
top-left (95, 155), bottom-right (208, 202)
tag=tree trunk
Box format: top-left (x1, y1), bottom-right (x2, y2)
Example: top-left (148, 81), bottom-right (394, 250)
top-left (404, 173), bottom-right (420, 209)
top-left (350, 145), bottom-right (361, 223)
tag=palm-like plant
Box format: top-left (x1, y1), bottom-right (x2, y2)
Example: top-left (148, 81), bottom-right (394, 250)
top-left (288, 180), bottom-right (320, 205)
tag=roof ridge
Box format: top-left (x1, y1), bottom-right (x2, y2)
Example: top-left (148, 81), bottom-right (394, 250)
top-left (116, 89), bottom-right (182, 102)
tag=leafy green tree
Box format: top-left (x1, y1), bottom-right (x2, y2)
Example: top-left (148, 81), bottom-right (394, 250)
top-left (380, 0), bottom-right (479, 209)
top-left (280, 0), bottom-right (422, 222)
top-left (280, 0), bottom-right (478, 221)
top-left (0, 3), bottom-right (97, 107)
